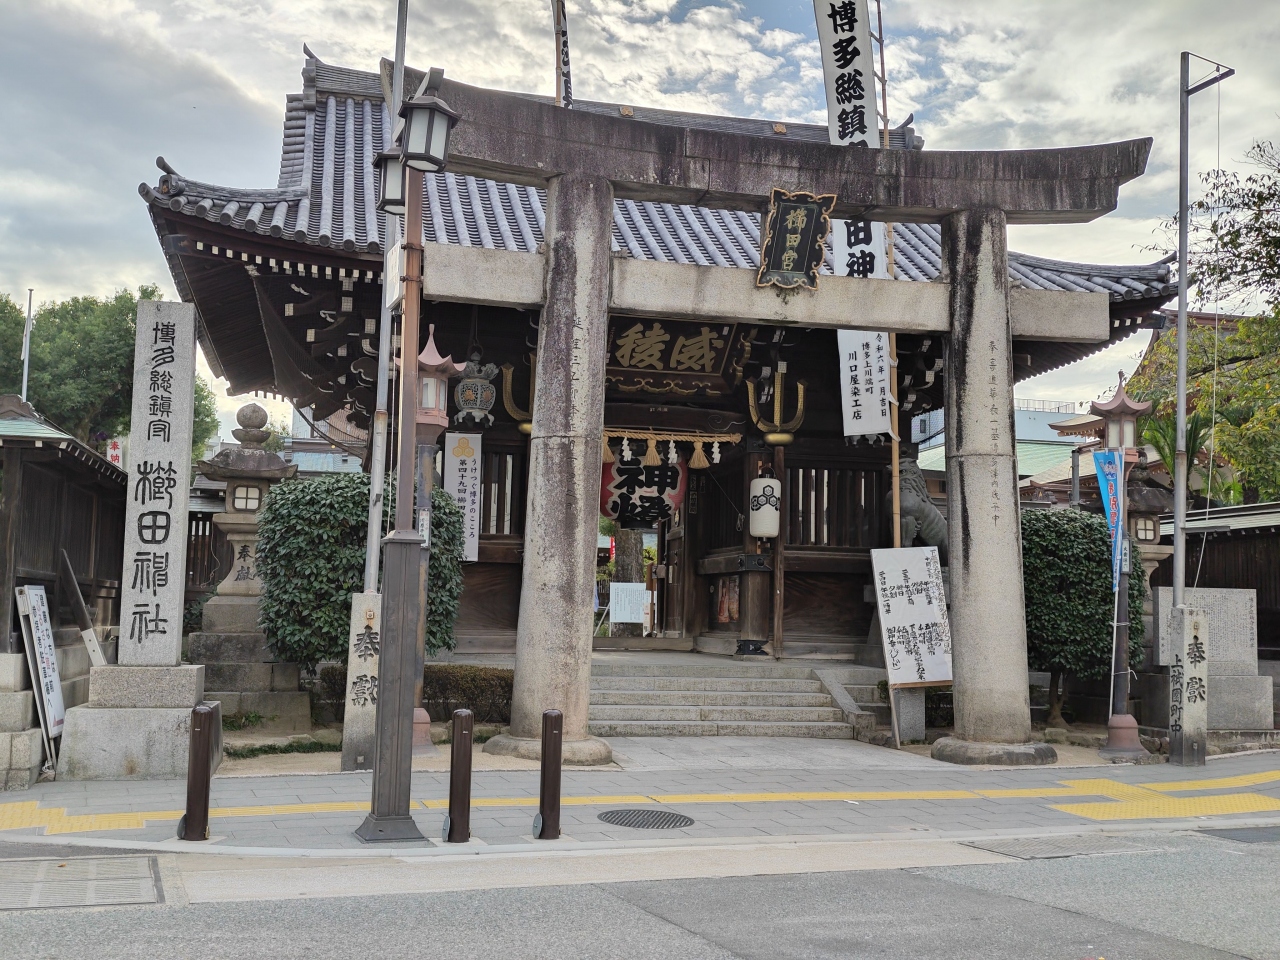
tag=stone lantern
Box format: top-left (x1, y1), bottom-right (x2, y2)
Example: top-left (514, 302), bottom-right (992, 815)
top-left (197, 404), bottom-right (298, 602)
top-left (188, 404), bottom-right (308, 731)
top-left (415, 325), bottom-right (465, 448)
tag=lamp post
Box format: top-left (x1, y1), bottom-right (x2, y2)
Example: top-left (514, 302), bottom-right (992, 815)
top-left (355, 61), bottom-right (459, 842)
top-left (1094, 373), bottom-right (1150, 760)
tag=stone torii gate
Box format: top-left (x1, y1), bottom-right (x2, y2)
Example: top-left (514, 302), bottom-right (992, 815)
top-left (421, 73), bottom-right (1151, 765)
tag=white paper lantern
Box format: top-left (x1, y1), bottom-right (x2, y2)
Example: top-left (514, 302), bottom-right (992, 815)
top-left (748, 476), bottom-right (781, 538)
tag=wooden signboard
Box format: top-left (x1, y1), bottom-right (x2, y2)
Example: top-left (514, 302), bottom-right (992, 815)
top-left (16, 585), bottom-right (66, 767)
top-left (870, 546), bottom-right (952, 689)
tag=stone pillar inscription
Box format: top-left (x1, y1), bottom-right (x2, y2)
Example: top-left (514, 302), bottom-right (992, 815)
top-left (507, 174), bottom-right (613, 759)
top-left (941, 208), bottom-right (1034, 745)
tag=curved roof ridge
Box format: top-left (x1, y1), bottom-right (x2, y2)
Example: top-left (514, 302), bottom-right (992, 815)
top-left (1009, 250), bottom-right (1171, 281)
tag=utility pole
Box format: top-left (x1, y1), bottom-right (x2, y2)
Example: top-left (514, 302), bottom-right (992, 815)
top-left (356, 0), bottom-right (425, 843)
top-left (1173, 51), bottom-right (1233, 606)
top-left (20, 289), bottom-right (34, 402)
top-left (362, 0), bottom-right (409, 592)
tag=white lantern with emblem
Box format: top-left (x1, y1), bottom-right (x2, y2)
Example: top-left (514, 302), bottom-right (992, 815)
top-left (748, 471), bottom-right (781, 539)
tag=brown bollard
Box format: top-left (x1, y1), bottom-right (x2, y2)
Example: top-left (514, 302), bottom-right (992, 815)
top-left (445, 709), bottom-right (473, 843)
top-left (179, 701), bottom-right (221, 841)
top-left (535, 709), bottom-right (563, 840)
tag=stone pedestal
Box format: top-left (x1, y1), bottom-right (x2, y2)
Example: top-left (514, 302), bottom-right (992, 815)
top-left (500, 173), bottom-right (614, 764)
top-left (931, 208), bottom-right (1052, 765)
top-left (189, 404), bottom-right (308, 732)
top-left (58, 664), bottom-right (216, 780)
top-left (1155, 587), bottom-right (1274, 731)
top-left (1, 652), bottom-right (43, 789)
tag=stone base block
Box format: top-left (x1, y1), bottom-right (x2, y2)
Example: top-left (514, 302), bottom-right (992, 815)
top-left (0, 690), bottom-right (36, 733)
top-left (483, 733), bottom-right (613, 765)
top-left (188, 632), bottom-right (273, 663)
top-left (201, 596), bottom-right (262, 634)
top-left (1210, 675), bottom-right (1275, 731)
top-left (57, 705), bottom-right (219, 780)
top-left (204, 662), bottom-right (299, 693)
top-left (88, 665), bottom-right (205, 709)
top-left (891, 688), bottom-right (926, 743)
top-left (0, 653), bottom-right (30, 693)
top-left (930, 736), bottom-right (1057, 766)
top-left (1, 728), bottom-right (45, 790)
top-left (207, 691), bottom-right (311, 732)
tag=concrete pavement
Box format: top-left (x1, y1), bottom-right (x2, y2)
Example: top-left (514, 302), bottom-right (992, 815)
top-left (1, 739), bottom-right (1279, 853)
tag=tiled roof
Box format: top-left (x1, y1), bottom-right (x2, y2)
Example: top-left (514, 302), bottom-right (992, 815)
top-left (140, 56), bottom-right (1177, 305)
top-left (917, 439), bottom-right (1077, 480)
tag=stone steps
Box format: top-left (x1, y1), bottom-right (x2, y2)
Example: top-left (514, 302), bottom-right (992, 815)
top-left (592, 662), bottom-right (821, 680)
top-left (591, 690), bottom-right (834, 707)
top-left (589, 704), bottom-right (846, 723)
top-left (585, 659), bottom-right (885, 739)
top-left (591, 676), bottom-right (825, 693)
top-left (587, 719), bottom-right (855, 738)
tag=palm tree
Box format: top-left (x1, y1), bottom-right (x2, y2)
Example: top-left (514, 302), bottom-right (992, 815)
top-left (1142, 412), bottom-right (1215, 493)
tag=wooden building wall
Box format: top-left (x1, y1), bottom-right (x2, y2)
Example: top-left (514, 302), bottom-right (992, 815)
top-left (1, 447), bottom-right (126, 654)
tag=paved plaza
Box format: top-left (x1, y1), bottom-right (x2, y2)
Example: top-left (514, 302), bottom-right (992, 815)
top-left (3, 738), bottom-right (1279, 853)
top-left (3, 741), bottom-right (1280, 958)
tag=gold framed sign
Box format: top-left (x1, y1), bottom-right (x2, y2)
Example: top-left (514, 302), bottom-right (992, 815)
top-left (755, 188), bottom-right (836, 291)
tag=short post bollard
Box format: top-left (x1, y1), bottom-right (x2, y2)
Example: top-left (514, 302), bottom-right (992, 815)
top-left (444, 709), bottom-right (473, 843)
top-left (179, 701), bottom-right (221, 841)
top-left (535, 709), bottom-right (563, 840)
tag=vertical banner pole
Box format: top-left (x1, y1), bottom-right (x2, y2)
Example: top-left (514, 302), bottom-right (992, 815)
top-left (772, 444), bottom-right (786, 659)
top-left (890, 334), bottom-right (901, 550)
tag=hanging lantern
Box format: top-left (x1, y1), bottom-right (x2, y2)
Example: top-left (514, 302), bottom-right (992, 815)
top-left (748, 471), bottom-right (781, 538)
top-left (600, 457), bottom-right (687, 530)
top-left (374, 150), bottom-right (407, 215)
top-left (399, 92), bottom-right (460, 173)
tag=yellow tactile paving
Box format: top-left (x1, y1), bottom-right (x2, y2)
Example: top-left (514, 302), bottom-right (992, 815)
top-left (1055, 792), bottom-right (1280, 821)
top-left (3, 765), bottom-right (1279, 835)
top-left (647, 791), bottom-right (981, 804)
top-left (209, 801), bottom-right (370, 818)
top-left (1141, 770), bottom-right (1280, 793)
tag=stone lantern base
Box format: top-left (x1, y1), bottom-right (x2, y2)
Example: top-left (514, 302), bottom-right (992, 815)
top-left (188, 597), bottom-right (310, 733)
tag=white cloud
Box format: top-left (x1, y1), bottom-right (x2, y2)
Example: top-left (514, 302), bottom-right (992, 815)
top-left (2, 0), bottom-right (1275, 407)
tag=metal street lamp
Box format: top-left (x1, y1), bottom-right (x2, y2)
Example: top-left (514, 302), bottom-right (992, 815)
top-left (400, 87), bottom-right (460, 173)
top-left (356, 1), bottom-right (461, 843)
top-left (375, 151), bottom-right (408, 215)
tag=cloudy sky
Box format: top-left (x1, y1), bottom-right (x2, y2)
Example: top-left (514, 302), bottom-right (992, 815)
top-left (2, 0), bottom-right (1276, 433)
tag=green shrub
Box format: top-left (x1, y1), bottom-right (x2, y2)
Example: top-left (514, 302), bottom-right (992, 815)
top-left (223, 740), bottom-right (341, 760)
top-left (422, 664), bottom-right (513, 723)
top-left (318, 664), bottom-right (348, 703)
top-left (425, 486), bottom-right (465, 655)
top-left (257, 474), bottom-right (465, 672)
top-left (1022, 509), bottom-right (1146, 727)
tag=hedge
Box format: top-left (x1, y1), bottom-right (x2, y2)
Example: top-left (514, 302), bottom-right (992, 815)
top-left (257, 473), bottom-right (465, 672)
top-left (317, 662), bottom-right (514, 723)
top-left (1022, 509), bottom-right (1146, 726)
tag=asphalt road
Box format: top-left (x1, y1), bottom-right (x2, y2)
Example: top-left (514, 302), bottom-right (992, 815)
top-left (2, 831), bottom-right (1276, 959)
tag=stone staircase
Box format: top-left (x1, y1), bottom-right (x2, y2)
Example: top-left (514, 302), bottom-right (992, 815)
top-left (588, 660), bottom-right (888, 739)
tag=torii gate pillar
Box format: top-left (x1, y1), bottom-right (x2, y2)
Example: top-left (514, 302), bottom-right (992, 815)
top-left (933, 208), bottom-right (1056, 765)
top-left (485, 173), bottom-right (615, 765)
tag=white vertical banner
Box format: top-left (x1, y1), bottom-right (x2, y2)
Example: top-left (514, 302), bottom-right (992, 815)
top-left (15, 585), bottom-right (66, 740)
top-left (814, 0), bottom-right (890, 280)
top-left (551, 0), bottom-right (573, 108)
top-left (444, 432), bottom-right (482, 562)
top-left (837, 329), bottom-right (896, 438)
top-left (119, 301), bottom-right (196, 667)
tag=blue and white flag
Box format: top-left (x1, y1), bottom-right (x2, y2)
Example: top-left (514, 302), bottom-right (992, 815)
top-left (1093, 450), bottom-right (1123, 590)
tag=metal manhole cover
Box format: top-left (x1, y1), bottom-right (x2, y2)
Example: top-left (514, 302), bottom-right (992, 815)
top-left (962, 836), bottom-right (1158, 860)
top-left (598, 809), bottom-right (694, 830)
top-left (1203, 826), bottom-right (1280, 844)
top-left (0, 856), bottom-right (161, 911)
